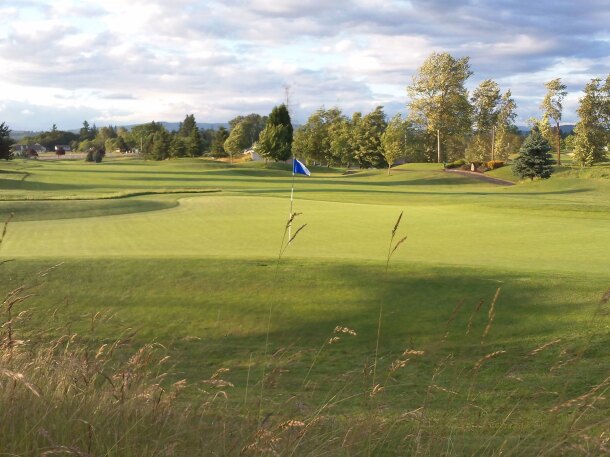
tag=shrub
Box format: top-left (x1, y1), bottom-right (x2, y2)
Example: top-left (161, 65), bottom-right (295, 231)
top-left (446, 159), bottom-right (467, 169)
top-left (486, 160), bottom-right (505, 169)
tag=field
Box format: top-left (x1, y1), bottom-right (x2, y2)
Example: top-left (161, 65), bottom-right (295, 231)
top-left (0, 157), bottom-right (609, 455)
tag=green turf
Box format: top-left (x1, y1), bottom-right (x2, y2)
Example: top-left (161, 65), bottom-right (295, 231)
top-left (0, 157), bottom-right (609, 452)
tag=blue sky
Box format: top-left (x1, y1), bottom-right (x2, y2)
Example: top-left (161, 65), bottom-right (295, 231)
top-left (1, 0), bottom-right (609, 130)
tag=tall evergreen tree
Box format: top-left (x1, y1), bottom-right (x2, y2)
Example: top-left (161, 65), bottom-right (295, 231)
top-left (149, 128), bottom-right (172, 160)
top-left (210, 127), bottom-right (229, 158)
top-left (263, 104), bottom-right (293, 161)
top-left (513, 128), bottom-right (554, 181)
top-left (0, 122), bottom-right (14, 160)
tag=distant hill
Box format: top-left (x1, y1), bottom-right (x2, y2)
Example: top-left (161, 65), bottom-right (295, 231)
top-left (121, 122), bottom-right (229, 132)
top-left (10, 130), bottom-right (40, 140)
top-left (517, 124), bottom-right (575, 135)
top-left (10, 122), bottom-right (230, 140)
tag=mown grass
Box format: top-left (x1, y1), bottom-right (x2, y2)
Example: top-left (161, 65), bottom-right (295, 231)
top-left (0, 157), bottom-right (609, 455)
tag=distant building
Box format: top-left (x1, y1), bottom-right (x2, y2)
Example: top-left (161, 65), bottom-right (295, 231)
top-left (54, 145), bottom-right (72, 152)
top-left (11, 143), bottom-right (46, 154)
top-left (243, 148), bottom-right (262, 161)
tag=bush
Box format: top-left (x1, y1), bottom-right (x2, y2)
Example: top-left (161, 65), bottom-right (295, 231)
top-left (445, 159), bottom-right (467, 169)
top-left (486, 160), bottom-right (505, 170)
top-left (86, 148), bottom-right (105, 163)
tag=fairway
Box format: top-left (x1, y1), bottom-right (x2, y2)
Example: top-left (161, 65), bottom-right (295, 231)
top-left (1, 157), bottom-right (609, 454)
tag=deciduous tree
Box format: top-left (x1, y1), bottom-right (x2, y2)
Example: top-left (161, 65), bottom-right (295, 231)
top-left (572, 76), bottom-right (609, 166)
top-left (381, 114), bottom-right (409, 174)
top-left (224, 122), bottom-right (249, 163)
top-left (470, 79), bottom-right (501, 161)
top-left (353, 106), bottom-right (387, 168)
top-left (494, 90), bottom-right (518, 160)
top-left (541, 78), bottom-right (567, 165)
top-left (407, 52), bottom-right (472, 162)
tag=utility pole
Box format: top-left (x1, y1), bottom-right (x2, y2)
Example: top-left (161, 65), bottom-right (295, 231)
top-left (437, 129), bottom-right (441, 163)
top-left (283, 84), bottom-right (292, 115)
top-left (491, 126), bottom-right (495, 161)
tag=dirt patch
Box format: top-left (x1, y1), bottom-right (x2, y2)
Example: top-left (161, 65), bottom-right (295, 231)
top-left (443, 169), bottom-right (515, 186)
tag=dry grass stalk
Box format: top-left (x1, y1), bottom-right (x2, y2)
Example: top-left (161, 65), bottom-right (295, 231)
top-left (385, 211), bottom-right (407, 272)
top-left (443, 299), bottom-right (464, 342)
top-left (402, 349), bottom-right (425, 357)
top-left (600, 287), bottom-right (610, 305)
top-left (0, 212), bottom-right (14, 251)
top-left (0, 368), bottom-right (41, 397)
top-left (481, 288), bottom-right (501, 344)
top-left (473, 350), bottom-right (507, 372)
top-left (389, 359), bottom-right (409, 373)
top-left (528, 339), bottom-right (562, 356)
top-left (466, 298), bottom-right (485, 336)
top-left (549, 374), bottom-right (610, 413)
top-left (334, 326), bottom-right (357, 336)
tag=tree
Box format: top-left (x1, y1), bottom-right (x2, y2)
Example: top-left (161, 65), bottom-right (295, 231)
top-left (470, 79), bottom-right (501, 161)
top-left (210, 127), bottom-right (229, 158)
top-left (131, 122), bottom-right (164, 156)
top-left (224, 122), bottom-right (249, 163)
top-left (169, 135), bottom-right (188, 158)
top-left (79, 121), bottom-right (92, 141)
top-left (494, 90), bottom-right (518, 160)
top-left (353, 106), bottom-right (387, 168)
top-left (0, 122), bottom-right (14, 160)
top-left (512, 128), bottom-right (554, 180)
top-left (292, 108), bottom-right (328, 165)
top-left (381, 114), bottom-right (408, 174)
top-left (228, 114), bottom-right (267, 147)
top-left (149, 128), bottom-right (171, 160)
top-left (572, 76), bottom-right (609, 166)
top-left (326, 110), bottom-right (354, 166)
top-left (177, 114), bottom-right (202, 157)
top-left (541, 78), bottom-right (567, 165)
top-left (264, 104), bottom-right (293, 161)
top-left (407, 52), bottom-right (472, 162)
top-left (254, 124), bottom-right (285, 162)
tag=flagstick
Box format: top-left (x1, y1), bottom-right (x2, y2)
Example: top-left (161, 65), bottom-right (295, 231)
top-left (289, 159), bottom-right (295, 242)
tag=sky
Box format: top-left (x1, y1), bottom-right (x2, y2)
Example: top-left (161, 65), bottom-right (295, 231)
top-left (0, 0), bottom-right (609, 131)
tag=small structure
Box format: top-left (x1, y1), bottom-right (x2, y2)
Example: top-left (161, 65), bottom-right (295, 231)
top-left (54, 145), bottom-right (72, 152)
top-left (243, 148), bottom-right (262, 161)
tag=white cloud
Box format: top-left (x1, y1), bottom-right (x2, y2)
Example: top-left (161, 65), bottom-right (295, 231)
top-left (0, 0), bottom-right (609, 129)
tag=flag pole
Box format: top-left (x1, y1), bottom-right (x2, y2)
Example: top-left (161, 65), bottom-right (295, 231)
top-left (289, 158), bottom-right (295, 241)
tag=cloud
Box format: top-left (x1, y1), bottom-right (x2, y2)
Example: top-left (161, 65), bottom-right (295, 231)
top-left (0, 0), bottom-right (608, 128)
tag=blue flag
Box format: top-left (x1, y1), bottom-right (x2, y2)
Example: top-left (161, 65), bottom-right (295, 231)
top-left (293, 158), bottom-right (311, 176)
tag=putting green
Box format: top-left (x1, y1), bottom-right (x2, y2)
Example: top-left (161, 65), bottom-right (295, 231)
top-left (1, 192), bottom-right (608, 277)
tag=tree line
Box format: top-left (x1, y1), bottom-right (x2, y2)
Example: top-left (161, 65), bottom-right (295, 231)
top-left (1, 52), bottom-right (609, 168)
